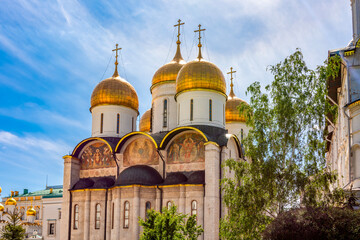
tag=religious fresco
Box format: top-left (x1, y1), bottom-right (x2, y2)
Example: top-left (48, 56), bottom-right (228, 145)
top-left (123, 138), bottom-right (158, 167)
top-left (167, 133), bottom-right (205, 164)
top-left (80, 142), bottom-right (115, 170)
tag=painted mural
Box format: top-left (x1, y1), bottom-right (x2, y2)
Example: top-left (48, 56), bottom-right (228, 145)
top-left (167, 133), bottom-right (205, 164)
top-left (80, 142), bottom-right (115, 170)
top-left (123, 138), bottom-right (158, 167)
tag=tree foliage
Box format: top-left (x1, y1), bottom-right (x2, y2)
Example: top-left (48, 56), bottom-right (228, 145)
top-left (139, 205), bottom-right (203, 240)
top-left (0, 209), bottom-right (26, 240)
top-left (263, 207), bottom-right (360, 240)
top-left (220, 49), bottom-right (343, 240)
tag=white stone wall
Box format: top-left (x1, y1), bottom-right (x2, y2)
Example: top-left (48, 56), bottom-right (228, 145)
top-left (91, 105), bottom-right (138, 137)
top-left (42, 197), bottom-right (62, 240)
top-left (151, 83), bottom-right (177, 133)
top-left (226, 122), bottom-right (249, 143)
top-left (177, 90), bottom-right (226, 129)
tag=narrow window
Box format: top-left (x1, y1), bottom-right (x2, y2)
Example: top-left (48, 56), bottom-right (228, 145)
top-left (223, 104), bottom-right (225, 124)
top-left (190, 99), bottom-right (193, 121)
top-left (20, 207), bottom-right (25, 220)
top-left (95, 204), bottom-right (101, 229)
top-left (145, 201), bottom-right (151, 219)
top-left (100, 113), bottom-right (104, 134)
top-left (209, 99), bottom-right (212, 121)
top-left (163, 99), bottom-right (168, 128)
top-left (58, 210), bottom-right (61, 219)
top-left (116, 114), bottom-right (120, 134)
top-left (49, 223), bottom-right (55, 235)
top-left (191, 200), bottom-right (197, 220)
top-left (132, 117), bottom-right (134, 131)
top-left (111, 202), bottom-right (114, 229)
top-left (124, 201), bottom-right (130, 229)
top-left (73, 205), bottom-right (79, 230)
top-left (178, 104), bottom-right (180, 124)
top-left (241, 129), bottom-right (244, 141)
top-left (167, 201), bottom-right (173, 209)
top-left (35, 207), bottom-right (40, 220)
top-left (150, 105), bottom-right (153, 132)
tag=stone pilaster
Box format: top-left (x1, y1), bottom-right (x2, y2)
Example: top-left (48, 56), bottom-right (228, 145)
top-left (132, 186), bottom-right (140, 239)
top-left (83, 190), bottom-right (91, 240)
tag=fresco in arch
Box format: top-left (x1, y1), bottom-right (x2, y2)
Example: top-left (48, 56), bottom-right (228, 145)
top-left (167, 133), bottom-right (205, 164)
top-left (123, 138), bottom-right (158, 167)
top-left (80, 142), bottom-right (115, 170)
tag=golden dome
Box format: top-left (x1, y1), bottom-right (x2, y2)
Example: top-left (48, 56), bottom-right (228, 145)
top-left (26, 207), bottom-right (36, 216)
top-left (151, 44), bottom-right (186, 92)
top-left (0, 186), bottom-right (2, 194)
top-left (0, 203), bottom-right (4, 211)
top-left (5, 197), bottom-right (16, 206)
top-left (90, 75), bottom-right (139, 113)
top-left (139, 109), bottom-right (151, 132)
top-left (225, 79), bottom-right (248, 123)
top-left (176, 58), bottom-right (226, 97)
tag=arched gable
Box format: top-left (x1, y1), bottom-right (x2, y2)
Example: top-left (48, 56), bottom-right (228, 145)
top-left (226, 134), bottom-right (243, 159)
top-left (72, 137), bottom-right (114, 158)
top-left (159, 126), bottom-right (208, 150)
top-left (115, 132), bottom-right (158, 152)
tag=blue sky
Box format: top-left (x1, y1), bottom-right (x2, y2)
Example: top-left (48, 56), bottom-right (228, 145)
top-left (0, 0), bottom-right (352, 197)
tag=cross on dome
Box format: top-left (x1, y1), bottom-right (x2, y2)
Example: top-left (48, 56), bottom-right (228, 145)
top-left (174, 19), bottom-right (185, 44)
top-left (112, 43), bottom-right (122, 77)
top-left (194, 24), bottom-right (206, 59)
top-left (227, 67), bottom-right (237, 98)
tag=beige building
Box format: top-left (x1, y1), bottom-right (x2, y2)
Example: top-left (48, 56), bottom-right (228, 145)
top-left (0, 186), bottom-right (63, 240)
top-left (326, 0), bottom-right (360, 193)
top-left (60, 21), bottom-right (249, 240)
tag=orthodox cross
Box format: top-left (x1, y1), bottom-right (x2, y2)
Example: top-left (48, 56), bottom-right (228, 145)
top-left (174, 19), bottom-right (185, 43)
top-left (194, 24), bottom-right (206, 59)
top-left (112, 43), bottom-right (122, 66)
top-left (227, 67), bottom-right (236, 85)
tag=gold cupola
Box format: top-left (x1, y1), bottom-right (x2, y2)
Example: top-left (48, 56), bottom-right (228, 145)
top-left (5, 195), bottom-right (17, 206)
top-left (90, 44), bottom-right (139, 113)
top-left (139, 109), bottom-right (151, 132)
top-left (225, 68), bottom-right (247, 123)
top-left (176, 24), bottom-right (226, 97)
top-left (0, 203), bottom-right (4, 211)
top-left (26, 206), bottom-right (36, 216)
top-left (151, 20), bottom-right (186, 92)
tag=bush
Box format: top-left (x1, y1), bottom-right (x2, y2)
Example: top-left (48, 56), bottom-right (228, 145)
top-left (262, 207), bottom-right (360, 240)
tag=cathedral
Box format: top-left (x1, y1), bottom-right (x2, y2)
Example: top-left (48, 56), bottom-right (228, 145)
top-left (60, 21), bottom-right (248, 240)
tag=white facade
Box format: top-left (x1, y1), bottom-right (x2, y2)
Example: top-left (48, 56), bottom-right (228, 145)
top-left (151, 83), bottom-right (177, 133)
top-left (177, 90), bottom-right (226, 129)
top-left (91, 105), bottom-right (138, 137)
top-left (226, 122), bottom-right (250, 143)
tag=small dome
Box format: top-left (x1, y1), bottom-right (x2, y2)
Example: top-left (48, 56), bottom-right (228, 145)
top-left (176, 58), bottom-right (226, 97)
top-left (0, 186), bottom-right (2, 194)
top-left (0, 203), bottom-right (4, 211)
top-left (26, 207), bottom-right (36, 216)
top-left (90, 75), bottom-right (139, 113)
top-left (139, 109), bottom-right (151, 132)
top-left (187, 171), bottom-right (205, 184)
top-left (117, 165), bottom-right (163, 186)
top-left (72, 178), bottom-right (95, 190)
top-left (5, 197), bottom-right (16, 206)
top-left (163, 172), bottom-right (188, 185)
top-left (225, 90), bottom-right (248, 123)
top-left (151, 43), bottom-right (186, 92)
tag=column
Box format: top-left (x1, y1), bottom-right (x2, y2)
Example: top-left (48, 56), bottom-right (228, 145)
top-left (83, 190), bottom-right (91, 240)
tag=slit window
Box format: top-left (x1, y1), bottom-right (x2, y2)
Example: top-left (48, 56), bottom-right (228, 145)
top-left (241, 129), bottom-right (244, 141)
top-left (116, 114), bottom-right (120, 134)
top-left (209, 99), bottom-right (212, 121)
top-left (100, 113), bottom-right (104, 134)
top-left (132, 117), bottom-right (134, 131)
top-left (73, 205), bottom-right (79, 230)
top-left (145, 201), bottom-right (151, 219)
top-left (112, 202), bottom-right (114, 229)
top-left (191, 200), bottom-right (197, 220)
top-left (124, 201), bottom-right (130, 229)
top-left (95, 204), bottom-right (101, 229)
top-left (163, 99), bottom-right (168, 127)
top-left (167, 201), bottom-right (173, 209)
top-left (190, 99), bottom-right (193, 121)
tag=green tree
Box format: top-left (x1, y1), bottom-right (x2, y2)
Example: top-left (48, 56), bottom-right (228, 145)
top-left (1, 209), bottom-right (26, 240)
top-left (220, 49), bottom-right (343, 240)
top-left (139, 205), bottom-right (203, 240)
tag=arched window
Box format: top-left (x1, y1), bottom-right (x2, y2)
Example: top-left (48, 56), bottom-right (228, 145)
top-left (150, 104), bottom-right (153, 132)
top-left (209, 99), bottom-right (212, 121)
top-left (116, 114), bottom-right (120, 134)
top-left (20, 207), bottom-right (25, 220)
top-left (73, 205), bottom-right (79, 230)
top-left (35, 206), bottom-right (40, 220)
top-left (167, 201), bottom-right (173, 209)
top-left (95, 204), bottom-right (101, 229)
top-left (241, 129), bottom-right (244, 141)
top-left (100, 113), bottom-right (104, 134)
top-left (178, 103), bottom-right (180, 124)
top-left (111, 202), bottom-right (114, 229)
top-left (163, 99), bottom-right (168, 127)
top-left (124, 201), bottom-right (130, 229)
top-left (132, 117), bottom-right (134, 131)
top-left (190, 99), bottom-right (193, 121)
top-left (191, 200), bottom-right (197, 219)
top-left (145, 201), bottom-right (151, 219)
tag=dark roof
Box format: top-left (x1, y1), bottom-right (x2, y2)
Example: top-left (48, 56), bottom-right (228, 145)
top-left (163, 172), bottom-right (188, 185)
top-left (72, 177), bottom-right (116, 190)
top-left (187, 171), bottom-right (205, 184)
top-left (117, 165), bottom-right (163, 186)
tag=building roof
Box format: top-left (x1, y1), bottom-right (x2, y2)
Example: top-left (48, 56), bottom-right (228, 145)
top-left (117, 165), bottom-right (163, 186)
top-left (3, 186), bottom-right (63, 200)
